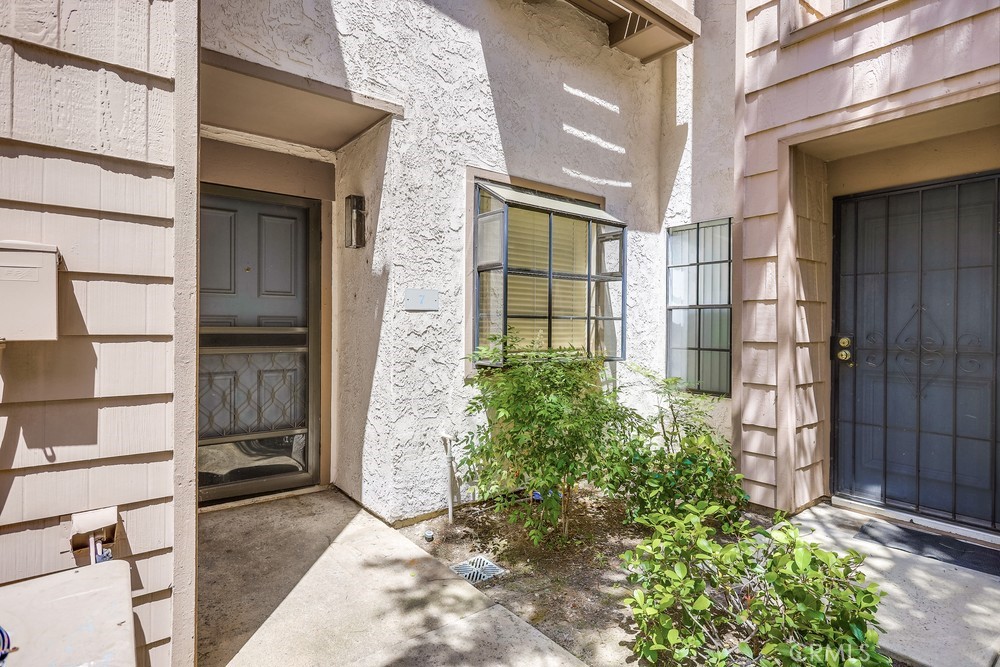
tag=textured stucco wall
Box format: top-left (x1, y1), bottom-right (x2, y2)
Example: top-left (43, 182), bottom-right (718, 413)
top-left (689, 0), bottom-right (740, 441)
top-left (202, 0), bottom-right (692, 521)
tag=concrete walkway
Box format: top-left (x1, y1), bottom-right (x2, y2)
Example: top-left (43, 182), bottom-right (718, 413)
top-left (793, 503), bottom-right (1000, 667)
top-left (198, 488), bottom-right (584, 666)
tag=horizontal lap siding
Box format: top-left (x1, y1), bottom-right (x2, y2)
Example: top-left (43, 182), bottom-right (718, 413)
top-left (739, 0), bottom-right (1000, 509)
top-left (0, 3), bottom-right (178, 665)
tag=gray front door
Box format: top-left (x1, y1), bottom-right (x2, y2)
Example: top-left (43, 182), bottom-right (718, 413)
top-left (198, 190), bottom-right (318, 502)
top-left (834, 174), bottom-right (999, 531)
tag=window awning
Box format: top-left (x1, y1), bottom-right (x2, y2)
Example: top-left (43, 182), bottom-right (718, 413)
top-left (564, 0), bottom-right (700, 63)
top-left (478, 182), bottom-right (625, 225)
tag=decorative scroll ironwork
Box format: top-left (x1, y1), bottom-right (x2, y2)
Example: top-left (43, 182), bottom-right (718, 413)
top-left (198, 351), bottom-right (308, 439)
top-left (862, 331), bottom-right (885, 368)
top-left (957, 334), bottom-right (986, 375)
top-left (892, 304), bottom-right (947, 397)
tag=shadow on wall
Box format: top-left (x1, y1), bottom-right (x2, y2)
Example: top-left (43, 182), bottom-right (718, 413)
top-left (428, 0), bottom-right (673, 235)
top-left (200, 0), bottom-right (352, 89)
top-left (0, 285), bottom-right (97, 525)
top-left (657, 52), bottom-right (690, 232)
top-left (334, 118), bottom-right (392, 507)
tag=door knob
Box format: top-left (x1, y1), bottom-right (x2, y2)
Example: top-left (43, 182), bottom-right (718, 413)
top-left (833, 334), bottom-right (855, 367)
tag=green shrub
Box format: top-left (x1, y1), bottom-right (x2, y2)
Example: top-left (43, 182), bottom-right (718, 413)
top-left (630, 365), bottom-right (720, 450)
top-left (621, 503), bottom-right (890, 667)
top-left (606, 434), bottom-right (747, 522)
top-left (460, 339), bottom-right (649, 544)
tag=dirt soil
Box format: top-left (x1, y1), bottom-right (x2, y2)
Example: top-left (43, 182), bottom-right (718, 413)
top-left (399, 488), bottom-right (912, 667)
top-left (399, 485), bottom-right (643, 665)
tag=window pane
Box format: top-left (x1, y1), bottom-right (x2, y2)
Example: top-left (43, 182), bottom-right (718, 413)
top-left (668, 348), bottom-right (698, 385)
top-left (552, 319), bottom-right (587, 350)
top-left (508, 274), bottom-right (548, 316)
top-left (507, 207), bottom-right (549, 271)
top-left (552, 278), bottom-right (586, 316)
top-left (551, 215), bottom-right (588, 274)
top-left (699, 350), bottom-right (730, 393)
top-left (668, 266), bottom-right (696, 306)
top-left (594, 229), bottom-right (622, 277)
top-left (476, 210), bottom-right (503, 266)
top-left (591, 278), bottom-right (622, 318)
top-left (508, 318), bottom-right (548, 348)
top-left (591, 318), bottom-right (623, 359)
top-left (668, 227), bottom-right (697, 265)
top-left (699, 220), bottom-right (730, 262)
top-left (478, 270), bottom-right (503, 347)
top-left (698, 263), bottom-right (728, 305)
top-left (699, 308), bottom-right (730, 349)
top-left (479, 188), bottom-right (501, 214)
top-left (668, 309), bottom-right (697, 349)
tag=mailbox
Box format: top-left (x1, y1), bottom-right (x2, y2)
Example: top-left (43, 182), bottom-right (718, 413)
top-left (0, 240), bottom-right (60, 341)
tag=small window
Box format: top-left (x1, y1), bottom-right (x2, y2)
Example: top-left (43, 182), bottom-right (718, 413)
top-left (667, 218), bottom-right (731, 394)
top-left (474, 181), bottom-right (627, 360)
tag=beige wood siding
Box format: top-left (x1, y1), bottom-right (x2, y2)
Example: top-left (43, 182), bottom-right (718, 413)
top-left (736, 0), bottom-right (1000, 510)
top-left (0, 3), bottom-right (184, 664)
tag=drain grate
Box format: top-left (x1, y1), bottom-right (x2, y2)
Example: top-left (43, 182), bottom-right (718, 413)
top-left (450, 555), bottom-right (505, 584)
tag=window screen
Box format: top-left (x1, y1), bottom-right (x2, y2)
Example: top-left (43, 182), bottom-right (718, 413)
top-left (667, 219), bottom-right (732, 393)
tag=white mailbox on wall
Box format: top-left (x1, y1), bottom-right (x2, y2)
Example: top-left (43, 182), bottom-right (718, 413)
top-left (0, 240), bottom-right (61, 341)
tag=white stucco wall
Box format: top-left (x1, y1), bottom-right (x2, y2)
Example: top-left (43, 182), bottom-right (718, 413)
top-left (202, 0), bottom-right (696, 521)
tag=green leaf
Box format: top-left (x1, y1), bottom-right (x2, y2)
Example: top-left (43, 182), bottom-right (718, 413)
top-left (692, 594), bottom-right (712, 611)
top-left (667, 628), bottom-right (680, 645)
top-left (794, 546), bottom-right (812, 571)
top-left (674, 562), bottom-right (688, 579)
top-left (738, 642), bottom-right (754, 658)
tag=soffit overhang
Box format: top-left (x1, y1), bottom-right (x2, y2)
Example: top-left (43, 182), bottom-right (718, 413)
top-left (200, 49), bottom-right (403, 153)
top-left (565, 0), bottom-right (701, 63)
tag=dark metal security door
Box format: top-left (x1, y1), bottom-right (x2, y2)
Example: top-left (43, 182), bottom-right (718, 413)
top-left (198, 187), bottom-right (320, 503)
top-left (834, 173), bottom-right (1000, 531)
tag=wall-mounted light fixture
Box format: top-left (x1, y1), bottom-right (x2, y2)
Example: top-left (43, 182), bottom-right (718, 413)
top-left (345, 195), bottom-right (366, 248)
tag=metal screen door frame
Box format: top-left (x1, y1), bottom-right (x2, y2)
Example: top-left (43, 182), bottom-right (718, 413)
top-left (197, 183), bottom-right (322, 503)
top-left (832, 171), bottom-right (1000, 532)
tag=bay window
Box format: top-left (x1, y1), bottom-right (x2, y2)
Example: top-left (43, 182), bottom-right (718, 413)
top-left (474, 181), bottom-right (626, 361)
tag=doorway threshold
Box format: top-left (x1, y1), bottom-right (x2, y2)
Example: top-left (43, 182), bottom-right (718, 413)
top-left (199, 484), bottom-right (329, 514)
top-left (831, 496), bottom-right (1000, 549)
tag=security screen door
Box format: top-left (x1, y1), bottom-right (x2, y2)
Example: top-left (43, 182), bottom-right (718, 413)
top-left (197, 190), bottom-right (318, 502)
top-left (834, 174), bottom-right (1000, 531)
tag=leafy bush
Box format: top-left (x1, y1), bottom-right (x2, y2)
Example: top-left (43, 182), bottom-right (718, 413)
top-left (621, 503), bottom-right (890, 667)
top-left (606, 434), bottom-right (747, 522)
top-left (600, 366), bottom-right (743, 521)
top-left (460, 339), bottom-right (649, 544)
top-left (630, 365), bottom-right (720, 450)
